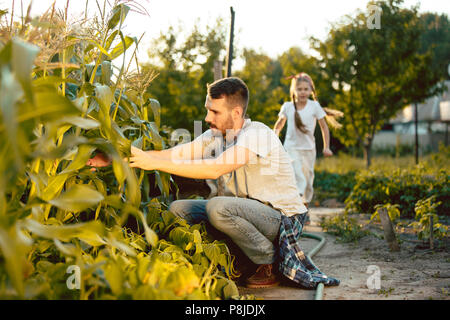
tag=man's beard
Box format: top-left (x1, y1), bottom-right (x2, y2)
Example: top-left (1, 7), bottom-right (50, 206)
top-left (210, 115), bottom-right (234, 136)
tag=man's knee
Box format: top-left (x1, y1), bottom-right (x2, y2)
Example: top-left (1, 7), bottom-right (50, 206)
top-left (206, 197), bottom-right (233, 226)
top-left (168, 200), bottom-right (185, 219)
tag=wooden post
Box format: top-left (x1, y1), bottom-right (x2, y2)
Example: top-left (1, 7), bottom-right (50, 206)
top-left (210, 59), bottom-right (225, 197)
top-left (414, 102), bottom-right (419, 165)
top-left (378, 207), bottom-right (400, 251)
top-left (225, 7), bottom-right (235, 77)
top-left (213, 60), bottom-right (222, 81)
top-left (429, 215), bottom-right (434, 250)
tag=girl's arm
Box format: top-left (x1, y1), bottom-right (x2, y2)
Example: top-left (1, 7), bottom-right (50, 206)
top-left (318, 118), bottom-right (333, 157)
top-left (273, 116), bottom-right (287, 136)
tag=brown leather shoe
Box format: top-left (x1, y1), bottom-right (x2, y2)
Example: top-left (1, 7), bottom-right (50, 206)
top-left (245, 264), bottom-right (279, 288)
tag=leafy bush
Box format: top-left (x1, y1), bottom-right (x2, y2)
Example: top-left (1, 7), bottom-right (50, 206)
top-left (409, 196), bottom-right (449, 242)
top-left (371, 203), bottom-right (401, 224)
top-left (0, 3), bottom-right (237, 299)
top-left (320, 213), bottom-right (370, 243)
top-left (314, 170), bottom-right (356, 203)
top-left (345, 166), bottom-right (449, 218)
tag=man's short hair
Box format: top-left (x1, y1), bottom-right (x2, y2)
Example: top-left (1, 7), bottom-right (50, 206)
top-left (207, 77), bottom-right (249, 116)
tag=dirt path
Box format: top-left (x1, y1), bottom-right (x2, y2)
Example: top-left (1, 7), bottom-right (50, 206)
top-left (238, 208), bottom-right (450, 300)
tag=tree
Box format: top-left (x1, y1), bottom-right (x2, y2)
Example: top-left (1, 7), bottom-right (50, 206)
top-left (419, 12), bottom-right (450, 80)
top-left (234, 49), bottom-right (284, 125)
top-left (311, 0), bottom-right (442, 167)
top-left (142, 19), bottom-right (227, 135)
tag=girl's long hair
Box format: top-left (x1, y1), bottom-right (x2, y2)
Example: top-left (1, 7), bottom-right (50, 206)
top-left (289, 73), bottom-right (343, 133)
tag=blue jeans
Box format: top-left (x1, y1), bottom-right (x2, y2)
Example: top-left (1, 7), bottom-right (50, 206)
top-left (169, 196), bottom-right (282, 265)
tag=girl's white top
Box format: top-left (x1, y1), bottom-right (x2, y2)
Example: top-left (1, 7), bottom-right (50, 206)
top-left (278, 99), bottom-right (326, 150)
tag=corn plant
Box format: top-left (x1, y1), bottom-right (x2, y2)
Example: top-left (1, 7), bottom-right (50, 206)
top-left (0, 1), bottom-right (238, 299)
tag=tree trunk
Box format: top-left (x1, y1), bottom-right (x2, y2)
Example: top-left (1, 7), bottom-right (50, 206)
top-left (378, 207), bottom-right (400, 252)
top-left (363, 141), bottom-right (372, 168)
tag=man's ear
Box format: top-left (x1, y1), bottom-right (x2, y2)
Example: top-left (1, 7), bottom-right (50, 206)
top-left (232, 106), bottom-right (243, 119)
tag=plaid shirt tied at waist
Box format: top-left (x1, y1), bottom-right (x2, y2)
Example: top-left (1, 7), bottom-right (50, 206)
top-left (278, 213), bottom-right (340, 289)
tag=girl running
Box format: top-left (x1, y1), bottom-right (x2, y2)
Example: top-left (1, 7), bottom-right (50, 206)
top-left (273, 72), bottom-right (342, 207)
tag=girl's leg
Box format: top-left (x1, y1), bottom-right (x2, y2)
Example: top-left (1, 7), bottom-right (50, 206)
top-left (300, 149), bottom-right (316, 204)
top-left (285, 148), bottom-right (307, 198)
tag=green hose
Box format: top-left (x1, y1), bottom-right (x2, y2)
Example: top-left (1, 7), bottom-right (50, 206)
top-left (301, 232), bottom-right (326, 300)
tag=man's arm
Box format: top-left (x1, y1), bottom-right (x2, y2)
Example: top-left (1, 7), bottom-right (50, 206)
top-left (145, 136), bottom-right (206, 161)
top-left (87, 136), bottom-right (206, 167)
top-left (127, 145), bottom-right (253, 180)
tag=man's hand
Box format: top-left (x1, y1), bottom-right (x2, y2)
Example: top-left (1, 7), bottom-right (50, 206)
top-left (86, 152), bottom-right (112, 167)
top-left (323, 148), bottom-right (333, 157)
top-left (126, 146), bottom-right (156, 170)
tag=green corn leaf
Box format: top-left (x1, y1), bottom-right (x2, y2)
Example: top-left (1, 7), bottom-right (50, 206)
top-left (107, 4), bottom-right (130, 31)
top-left (32, 75), bottom-right (78, 87)
top-left (87, 40), bottom-right (111, 58)
top-left (104, 261), bottom-right (123, 296)
top-left (18, 86), bottom-right (80, 123)
top-left (48, 184), bottom-right (104, 212)
top-left (125, 205), bottom-right (158, 247)
top-left (103, 194), bottom-right (123, 209)
top-left (105, 30), bottom-right (119, 50)
top-left (56, 116), bottom-right (100, 130)
top-left (148, 99), bottom-right (161, 128)
top-left (0, 65), bottom-right (24, 174)
top-left (94, 84), bottom-right (113, 133)
top-left (11, 39), bottom-right (40, 102)
top-left (112, 158), bottom-right (126, 186)
top-left (60, 144), bottom-right (96, 174)
top-left (0, 227), bottom-right (29, 297)
top-left (109, 33), bottom-right (136, 60)
top-left (53, 239), bottom-right (79, 256)
top-left (137, 257), bottom-right (151, 283)
top-left (101, 60), bottom-right (112, 85)
top-left (23, 219), bottom-right (106, 245)
top-left (41, 173), bottom-right (71, 202)
top-left (155, 171), bottom-right (171, 199)
top-left (146, 122), bottom-right (163, 150)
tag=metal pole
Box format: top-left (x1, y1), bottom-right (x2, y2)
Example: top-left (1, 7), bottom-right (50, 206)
top-left (414, 103), bottom-right (419, 165)
top-left (225, 7), bottom-right (235, 77)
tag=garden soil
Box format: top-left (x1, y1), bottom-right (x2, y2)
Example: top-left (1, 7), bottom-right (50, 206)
top-left (238, 207), bottom-right (450, 300)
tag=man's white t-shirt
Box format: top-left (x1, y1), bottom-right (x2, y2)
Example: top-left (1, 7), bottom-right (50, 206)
top-left (195, 118), bottom-right (307, 216)
top-left (278, 100), bottom-right (326, 150)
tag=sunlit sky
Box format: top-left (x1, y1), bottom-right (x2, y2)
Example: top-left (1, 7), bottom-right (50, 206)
top-left (2, 0), bottom-right (449, 70)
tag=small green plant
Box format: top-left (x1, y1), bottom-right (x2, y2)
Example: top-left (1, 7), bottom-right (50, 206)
top-left (409, 196), bottom-right (448, 242)
top-left (371, 203), bottom-right (401, 224)
top-left (378, 287), bottom-right (395, 297)
top-left (320, 213), bottom-right (370, 243)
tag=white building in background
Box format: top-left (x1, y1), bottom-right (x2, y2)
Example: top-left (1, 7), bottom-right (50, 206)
top-left (373, 80), bottom-right (450, 152)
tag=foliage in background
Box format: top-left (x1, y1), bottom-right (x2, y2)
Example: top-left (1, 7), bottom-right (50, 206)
top-left (409, 195), bottom-right (448, 242)
top-left (141, 19), bottom-right (227, 135)
top-left (320, 213), bottom-right (370, 243)
top-left (0, 1), bottom-right (238, 300)
top-left (345, 164), bottom-right (449, 218)
top-left (313, 145), bottom-right (449, 220)
top-left (310, 0), bottom-right (444, 167)
top-left (313, 170), bottom-right (356, 204)
top-left (371, 203), bottom-right (401, 224)
top-left (418, 12), bottom-right (450, 81)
